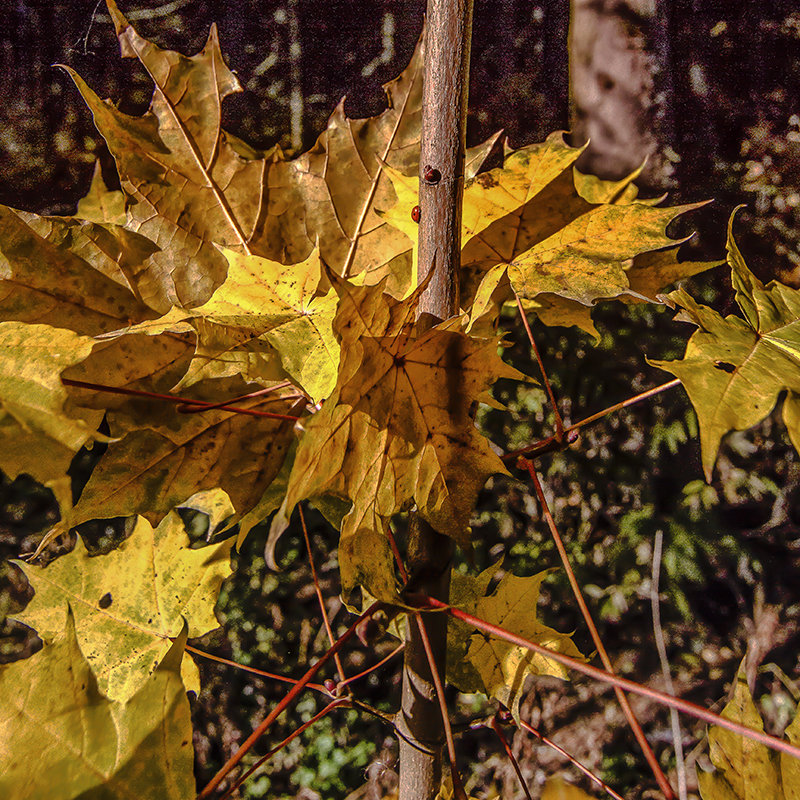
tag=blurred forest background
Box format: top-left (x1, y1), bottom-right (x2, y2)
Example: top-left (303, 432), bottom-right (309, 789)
top-left (1, 1), bottom-right (800, 798)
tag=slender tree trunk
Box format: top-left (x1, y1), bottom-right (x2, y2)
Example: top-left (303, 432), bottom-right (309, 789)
top-left (397, 2), bottom-right (473, 800)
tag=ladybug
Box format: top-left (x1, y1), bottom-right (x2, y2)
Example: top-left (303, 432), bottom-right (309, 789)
top-left (411, 205), bottom-right (421, 223)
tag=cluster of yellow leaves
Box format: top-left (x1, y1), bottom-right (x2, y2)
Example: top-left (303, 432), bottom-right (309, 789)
top-left (0, 0), bottom-right (707, 551)
top-left (0, 1), bottom-right (772, 796)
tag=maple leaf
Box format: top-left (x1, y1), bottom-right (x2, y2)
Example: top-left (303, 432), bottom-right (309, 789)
top-left (109, 247), bottom-right (340, 403)
top-left (201, 249), bottom-right (340, 401)
top-left (0, 611), bottom-right (194, 800)
top-left (0, 204), bottom-right (158, 335)
top-left (14, 502), bottom-right (231, 703)
top-left (0, 321), bottom-right (105, 509)
top-left (651, 212), bottom-right (800, 478)
top-left (447, 564), bottom-right (583, 720)
top-left (698, 663), bottom-right (800, 800)
top-left (69, 381), bottom-right (298, 528)
top-left (285, 274), bottom-right (524, 599)
top-left (435, 776), bottom-right (482, 800)
top-left (466, 168), bottom-right (697, 315)
top-left (63, 0), bottom-right (264, 311)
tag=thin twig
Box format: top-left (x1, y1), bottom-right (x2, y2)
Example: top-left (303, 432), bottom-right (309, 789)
top-left (299, 504), bottom-right (347, 684)
top-left (651, 530), bottom-right (688, 800)
top-left (410, 595), bottom-right (800, 763)
top-left (565, 378), bottom-right (681, 433)
top-left (177, 381), bottom-right (300, 413)
top-left (387, 522), bottom-right (409, 582)
top-left (516, 718), bottom-right (626, 800)
top-left (502, 378), bottom-right (681, 463)
top-left (520, 459), bottom-right (675, 800)
top-left (62, 378), bottom-right (301, 421)
top-left (198, 601), bottom-right (382, 799)
top-left (185, 644), bottom-right (326, 692)
top-left (514, 290), bottom-right (564, 440)
top-left (218, 699), bottom-right (350, 800)
top-left (491, 714), bottom-right (533, 800)
top-left (338, 643), bottom-right (405, 691)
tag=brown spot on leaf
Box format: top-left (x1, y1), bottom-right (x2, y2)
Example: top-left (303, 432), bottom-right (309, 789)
top-left (475, 173), bottom-right (498, 188)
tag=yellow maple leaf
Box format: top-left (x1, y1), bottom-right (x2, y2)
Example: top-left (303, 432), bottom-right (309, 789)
top-left (448, 564), bottom-right (583, 719)
top-left (651, 212), bottom-right (800, 479)
top-left (0, 612), bottom-right (194, 799)
top-left (14, 504), bottom-right (232, 703)
top-left (285, 274), bottom-right (525, 599)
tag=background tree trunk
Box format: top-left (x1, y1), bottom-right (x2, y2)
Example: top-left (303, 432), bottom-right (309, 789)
top-left (568, 0), bottom-right (675, 188)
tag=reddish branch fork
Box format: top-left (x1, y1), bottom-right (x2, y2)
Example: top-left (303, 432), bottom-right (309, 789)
top-left (197, 601), bottom-right (382, 799)
top-left (502, 378), bottom-right (682, 463)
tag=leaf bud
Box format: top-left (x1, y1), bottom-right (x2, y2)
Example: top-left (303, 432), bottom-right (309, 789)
top-left (423, 165), bottom-right (441, 185)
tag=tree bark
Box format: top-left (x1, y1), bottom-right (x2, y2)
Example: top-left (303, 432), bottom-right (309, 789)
top-left (569, 0), bottom-right (674, 188)
top-left (397, 2), bottom-right (473, 799)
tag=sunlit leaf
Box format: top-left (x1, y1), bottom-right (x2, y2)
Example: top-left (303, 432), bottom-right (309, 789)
top-left (447, 565), bottom-right (583, 719)
top-left (573, 163), bottom-right (646, 205)
top-left (14, 506), bottom-right (231, 702)
top-left (0, 611), bottom-right (194, 800)
top-left (697, 664), bottom-right (800, 800)
top-left (0, 321), bottom-right (104, 492)
top-left (651, 212), bottom-right (800, 478)
top-left (251, 37), bottom-right (425, 292)
top-left (285, 274), bottom-right (524, 599)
